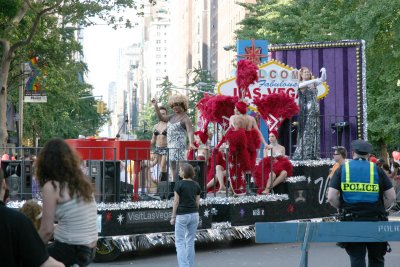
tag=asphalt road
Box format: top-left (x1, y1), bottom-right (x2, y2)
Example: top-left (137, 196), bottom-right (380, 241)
top-left (92, 239), bottom-right (400, 267)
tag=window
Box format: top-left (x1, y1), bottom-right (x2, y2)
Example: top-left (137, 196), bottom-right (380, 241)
top-left (156, 47), bottom-right (161, 51)
top-left (156, 40), bottom-right (161, 44)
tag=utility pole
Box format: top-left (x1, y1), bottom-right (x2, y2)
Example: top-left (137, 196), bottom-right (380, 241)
top-left (18, 63), bottom-right (29, 148)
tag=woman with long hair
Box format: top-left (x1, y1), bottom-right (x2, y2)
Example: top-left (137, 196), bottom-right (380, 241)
top-left (292, 67), bottom-right (326, 160)
top-left (37, 138), bottom-right (98, 267)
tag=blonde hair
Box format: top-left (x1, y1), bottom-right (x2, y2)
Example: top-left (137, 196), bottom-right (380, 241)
top-left (168, 94), bottom-right (188, 111)
top-left (20, 200), bottom-right (42, 230)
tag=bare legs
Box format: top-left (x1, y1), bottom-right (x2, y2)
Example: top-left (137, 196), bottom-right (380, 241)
top-left (206, 165), bottom-right (226, 192)
top-left (158, 154), bottom-right (168, 181)
top-left (261, 170), bottom-right (287, 194)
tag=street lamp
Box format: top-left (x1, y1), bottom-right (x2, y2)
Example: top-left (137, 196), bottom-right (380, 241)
top-left (166, 84), bottom-right (216, 95)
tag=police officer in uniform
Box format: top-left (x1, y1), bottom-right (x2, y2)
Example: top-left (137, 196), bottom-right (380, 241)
top-left (327, 139), bottom-right (396, 267)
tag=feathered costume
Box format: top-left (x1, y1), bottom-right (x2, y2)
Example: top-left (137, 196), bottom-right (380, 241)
top-left (187, 131), bottom-right (208, 160)
top-left (199, 60), bottom-right (261, 194)
top-left (253, 93), bottom-right (299, 194)
top-left (197, 94), bottom-right (239, 191)
top-left (212, 128), bottom-right (250, 195)
top-left (254, 156), bottom-right (293, 194)
top-left (206, 149), bottom-right (226, 192)
top-left (245, 128), bottom-right (261, 170)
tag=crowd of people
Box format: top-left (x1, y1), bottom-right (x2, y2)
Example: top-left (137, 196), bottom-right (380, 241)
top-left (1, 138), bottom-right (98, 266)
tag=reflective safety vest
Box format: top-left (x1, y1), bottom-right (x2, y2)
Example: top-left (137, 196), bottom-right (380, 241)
top-left (340, 160), bottom-right (379, 203)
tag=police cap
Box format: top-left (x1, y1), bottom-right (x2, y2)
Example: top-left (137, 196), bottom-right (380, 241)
top-left (351, 139), bottom-right (373, 155)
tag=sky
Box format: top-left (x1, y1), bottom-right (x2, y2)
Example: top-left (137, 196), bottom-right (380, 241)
top-left (83, 12), bottom-right (140, 100)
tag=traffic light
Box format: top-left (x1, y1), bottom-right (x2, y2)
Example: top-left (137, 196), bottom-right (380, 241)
top-left (97, 101), bottom-right (104, 114)
top-left (96, 101), bottom-right (108, 114)
top-left (103, 102), bottom-right (107, 113)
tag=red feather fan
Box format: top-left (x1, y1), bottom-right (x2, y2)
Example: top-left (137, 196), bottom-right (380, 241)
top-left (196, 94), bottom-right (238, 129)
top-left (253, 93), bottom-right (299, 130)
top-left (236, 60), bottom-right (259, 95)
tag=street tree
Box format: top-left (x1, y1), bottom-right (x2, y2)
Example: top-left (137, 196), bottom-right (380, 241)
top-left (0, 0), bottom-right (155, 148)
top-left (236, 0), bottom-right (400, 158)
top-left (186, 65), bottom-right (216, 127)
top-left (136, 76), bottom-right (173, 140)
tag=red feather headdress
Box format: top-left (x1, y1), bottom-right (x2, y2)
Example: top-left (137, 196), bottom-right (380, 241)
top-left (236, 59), bottom-right (258, 98)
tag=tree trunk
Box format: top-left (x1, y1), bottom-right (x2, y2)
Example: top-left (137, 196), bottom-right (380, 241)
top-left (0, 42), bottom-right (11, 150)
top-left (379, 142), bottom-right (389, 165)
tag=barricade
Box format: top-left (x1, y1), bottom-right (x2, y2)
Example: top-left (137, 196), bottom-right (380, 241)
top-left (255, 221), bottom-right (400, 267)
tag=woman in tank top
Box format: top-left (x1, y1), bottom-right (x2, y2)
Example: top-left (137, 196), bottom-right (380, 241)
top-left (37, 138), bottom-right (98, 267)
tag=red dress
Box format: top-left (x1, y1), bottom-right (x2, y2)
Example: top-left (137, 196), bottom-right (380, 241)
top-left (245, 128), bottom-right (261, 170)
top-left (224, 129), bottom-right (250, 195)
top-left (254, 156), bottom-right (293, 194)
top-left (206, 149), bottom-right (226, 192)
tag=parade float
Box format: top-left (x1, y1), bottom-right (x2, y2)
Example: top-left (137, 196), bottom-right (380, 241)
top-left (3, 40), bottom-right (367, 262)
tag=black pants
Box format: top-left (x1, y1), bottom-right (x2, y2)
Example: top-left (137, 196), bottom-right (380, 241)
top-left (48, 240), bottom-right (96, 267)
top-left (345, 242), bottom-right (387, 267)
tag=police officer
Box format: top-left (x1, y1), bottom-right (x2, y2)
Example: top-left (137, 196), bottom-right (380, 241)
top-left (327, 139), bottom-right (396, 267)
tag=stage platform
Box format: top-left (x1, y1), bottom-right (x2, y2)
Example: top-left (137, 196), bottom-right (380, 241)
top-left (94, 160), bottom-right (336, 261)
top-left (7, 160), bottom-right (337, 262)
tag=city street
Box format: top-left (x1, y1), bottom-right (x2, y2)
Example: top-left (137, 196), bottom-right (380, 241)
top-left (92, 239), bottom-right (400, 267)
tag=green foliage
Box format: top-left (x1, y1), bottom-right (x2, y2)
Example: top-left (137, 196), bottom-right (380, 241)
top-left (237, 0), bottom-right (400, 151)
top-left (135, 103), bottom-right (157, 140)
top-left (136, 76), bottom-right (173, 140)
top-left (186, 66), bottom-right (216, 127)
top-left (0, 0), bottom-right (150, 146)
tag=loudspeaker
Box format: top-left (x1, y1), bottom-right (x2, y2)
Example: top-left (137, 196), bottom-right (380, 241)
top-left (87, 161), bottom-right (120, 203)
top-left (157, 181), bottom-right (175, 200)
top-left (1, 160), bottom-right (32, 200)
top-left (178, 160), bottom-right (206, 198)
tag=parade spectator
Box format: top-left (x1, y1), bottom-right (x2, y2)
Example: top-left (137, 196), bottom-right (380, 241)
top-left (37, 138), bottom-right (98, 267)
top-left (292, 67), bottom-right (326, 160)
top-left (377, 159), bottom-right (385, 168)
top-left (327, 140), bottom-right (396, 267)
top-left (152, 95), bottom-right (196, 181)
top-left (0, 169), bottom-right (64, 267)
top-left (382, 163), bottom-right (391, 177)
top-left (328, 146), bottom-right (347, 180)
top-left (20, 199), bottom-right (43, 231)
top-left (170, 163), bottom-right (200, 267)
top-left (151, 106), bottom-right (169, 181)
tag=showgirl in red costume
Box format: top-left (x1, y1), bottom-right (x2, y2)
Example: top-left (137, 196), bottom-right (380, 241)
top-left (212, 123), bottom-right (251, 195)
top-left (253, 93), bottom-right (299, 194)
top-left (206, 145), bottom-right (227, 193)
top-left (187, 131), bottom-right (209, 161)
top-left (254, 130), bottom-right (293, 194)
top-left (196, 94), bottom-right (237, 193)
